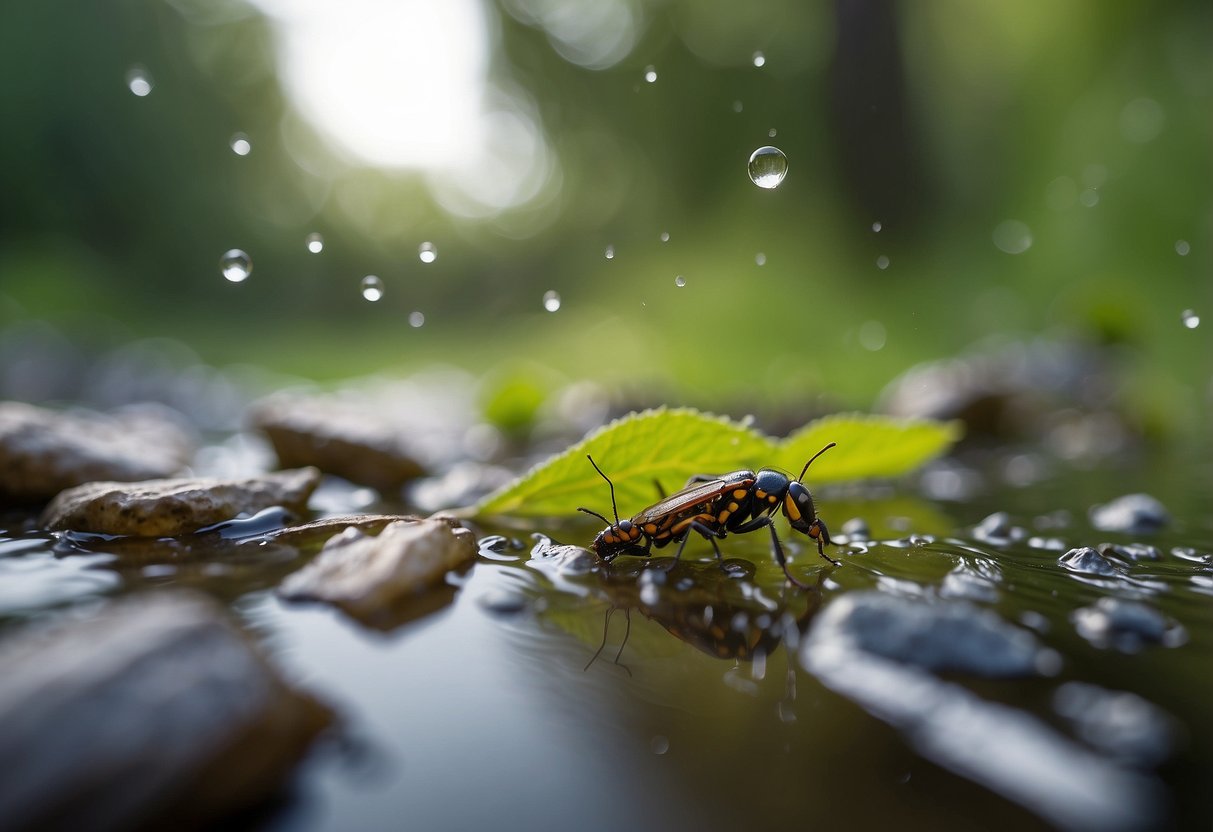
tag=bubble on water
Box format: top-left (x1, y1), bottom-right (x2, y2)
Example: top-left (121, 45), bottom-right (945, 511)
top-left (859, 320), bottom-right (887, 351)
top-left (752, 51), bottom-right (766, 67)
top-left (872, 221), bottom-right (883, 233)
top-left (748, 146), bottom-right (787, 189)
top-left (418, 241), bottom-right (437, 263)
top-left (1181, 309), bottom-right (1200, 329)
top-left (674, 275), bottom-right (686, 287)
top-left (755, 252), bottom-right (767, 266)
top-left (1119, 98), bottom-right (1165, 144)
top-left (644, 65), bottom-right (657, 83)
top-left (543, 290), bottom-right (561, 312)
top-left (732, 100), bottom-right (744, 113)
top-left (230, 133), bottom-right (251, 156)
top-left (604, 244), bottom-right (615, 260)
top-left (360, 275), bottom-right (383, 302)
top-left (126, 66), bottom-right (152, 97)
top-left (409, 311), bottom-right (425, 328)
top-left (768, 128), bottom-right (777, 138)
top-left (876, 255), bottom-right (890, 270)
top-left (1079, 188), bottom-right (1100, 207)
top-left (305, 232), bottom-right (324, 254)
top-left (1175, 239), bottom-right (1190, 256)
top-left (659, 231), bottom-right (670, 243)
top-left (993, 220), bottom-right (1033, 254)
top-left (219, 249), bottom-right (251, 283)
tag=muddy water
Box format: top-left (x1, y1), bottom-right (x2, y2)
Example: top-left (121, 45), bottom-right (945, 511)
top-left (1, 450), bottom-right (1210, 830)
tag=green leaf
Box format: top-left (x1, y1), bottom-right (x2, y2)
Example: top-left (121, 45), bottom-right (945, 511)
top-left (474, 408), bottom-right (776, 517)
top-left (774, 413), bottom-right (963, 483)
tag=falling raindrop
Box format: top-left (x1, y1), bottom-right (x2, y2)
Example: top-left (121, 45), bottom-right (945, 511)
top-left (360, 275), bottom-right (384, 302)
top-left (644, 65), bottom-right (657, 83)
top-left (604, 244), bottom-right (615, 260)
top-left (752, 52), bottom-right (766, 67)
top-left (543, 290), bottom-right (561, 312)
top-left (993, 220), bottom-right (1033, 254)
top-left (230, 133), bottom-right (251, 156)
top-left (1181, 309), bottom-right (1200, 329)
top-left (418, 242), bottom-right (437, 263)
top-left (126, 66), bottom-right (152, 97)
top-left (305, 232), bottom-right (324, 254)
top-left (674, 275), bottom-right (686, 288)
top-left (409, 311), bottom-right (426, 328)
top-left (747, 146), bottom-right (787, 189)
top-left (755, 252), bottom-right (767, 266)
top-left (872, 221), bottom-right (883, 233)
top-left (876, 255), bottom-right (890, 270)
top-left (1175, 240), bottom-right (1190, 256)
top-left (659, 231), bottom-right (670, 243)
top-left (219, 249), bottom-right (251, 283)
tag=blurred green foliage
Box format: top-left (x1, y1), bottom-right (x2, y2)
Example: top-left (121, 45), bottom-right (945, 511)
top-left (0, 0), bottom-right (1209, 417)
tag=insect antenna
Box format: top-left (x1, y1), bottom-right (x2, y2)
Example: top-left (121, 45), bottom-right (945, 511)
top-left (577, 507), bottom-right (612, 525)
top-left (586, 454), bottom-right (621, 524)
top-left (797, 442), bottom-right (837, 483)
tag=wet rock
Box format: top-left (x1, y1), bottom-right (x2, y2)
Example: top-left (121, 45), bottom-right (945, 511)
top-left (1089, 494), bottom-right (1169, 535)
top-left (972, 511), bottom-right (1027, 547)
top-left (40, 468), bottom-right (321, 537)
top-left (266, 513), bottom-right (415, 548)
top-left (278, 517), bottom-right (477, 629)
top-left (1072, 597), bottom-right (1186, 652)
top-left (0, 591), bottom-right (331, 831)
top-left (1059, 547), bottom-right (1125, 577)
top-left (1053, 681), bottom-right (1174, 767)
top-left (805, 592), bottom-right (1056, 678)
top-left (0, 401), bottom-right (195, 502)
top-left (1097, 542), bottom-right (1161, 562)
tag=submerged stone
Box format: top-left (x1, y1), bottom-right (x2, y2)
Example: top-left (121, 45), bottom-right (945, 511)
top-left (40, 468), bottom-right (321, 536)
top-left (0, 401), bottom-right (195, 501)
top-left (0, 591), bottom-right (331, 831)
top-left (1089, 494), bottom-right (1169, 534)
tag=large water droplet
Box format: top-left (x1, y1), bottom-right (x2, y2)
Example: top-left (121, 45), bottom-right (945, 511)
top-left (1079, 188), bottom-right (1100, 207)
top-left (543, 290), bottom-right (561, 312)
top-left (1175, 239), bottom-right (1190, 256)
top-left (230, 133), bottom-right (251, 156)
top-left (748, 146), bottom-right (787, 189)
top-left (219, 249), bottom-right (251, 283)
top-left (768, 128), bottom-right (777, 138)
top-left (659, 231), bottom-right (670, 243)
top-left (360, 275), bottom-right (383, 302)
top-left (755, 252), bottom-right (767, 266)
top-left (732, 100), bottom-right (744, 113)
top-left (993, 220), bottom-right (1033, 254)
top-left (872, 221), bottom-right (883, 233)
top-left (409, 311), bottom-right (425, 328)
top-left (126, 66), bottom-right (152, 97)
top-left (752, 51), bottom-right (766, 67)
top-left (876, 255), bottom-right (890, 270)
top-left (644, 65), bottom-right (657, 83)
top-left (418, 242), bottom-right (437, 264)
top-left (604, 244), bottom-right (615, 260)
top-left (674, 275), bottom-right (686, 287)
top-left (1181, 309), bottom-right (1200, 329)
top-left (305, 232), bottom-right (324, 254)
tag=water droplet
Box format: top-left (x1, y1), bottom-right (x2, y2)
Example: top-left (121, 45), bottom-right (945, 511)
top-left (859, 320), bottom-right (887, 351)
top-left (409, 311), bottom-right (425, 328)
top-left (748, 146), bottom-right (787, 189)
top-left (768, 128), bottom-right (777, 138)
top-left (543, 290), bottom-right (561, 312)
top-left (219, 249), bottom-right (251, 283)
top-left (755, 252), bottom-right (767, 266)
top-left (1181, 309), bottom-right (1200, 329)
top-left (604, 244), bottom-right (615, 260)
top-left (732, 100), bottom-right (744, 113)
top-left (418, 241), bottom-right (437, 263)
top-left (126, 66), bottom-right (152, 97)
top-left (644, 65), bottom-right (657, 83)
top-left (1079, 188), bottom-right (1100, 207)
top-left (305, 232), bottom-right (324, 254)
top-left (230, 133), bottom-right (251, 156)
top-left (752, 51), bottom-right (766, 67)
top-left (993, 220), bottom-right (1033, 254)
top-left (650, 735), bottom-right (670, 755)
top-left (659, 231), bottom-right (670, 243)
top-left (872, 221), bottom-right (883, 233)
top-left (360, 275), bottom-right (383, 302)
top-left (876, 255), bottom-right (890, 270)
top-left (1175, 239), bottom-right (1190, 256)
top-left (674, 275), bottom-right (686, 287)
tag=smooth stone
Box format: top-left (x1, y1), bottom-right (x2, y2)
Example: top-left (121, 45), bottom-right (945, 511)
top-left (40, 468), bottom-right (320, 536)
top-left (1089, 494), bottom-right (1170, 534)
top-left (278, 517), bottom-right (477, 629)
top-left (0, 591), bottom-right (331, 831)
top-left (0, 401), bottom-right (194, 501)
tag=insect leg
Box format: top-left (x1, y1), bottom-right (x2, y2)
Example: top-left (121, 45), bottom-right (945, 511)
top-left (730, 515), bottom-right (811, 588)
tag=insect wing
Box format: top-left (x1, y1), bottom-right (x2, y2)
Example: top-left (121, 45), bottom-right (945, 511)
top-left (634, 477), bottom-right (741, 523)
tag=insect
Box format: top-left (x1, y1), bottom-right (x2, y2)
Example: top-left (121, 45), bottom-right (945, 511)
top-left (577, 442), bottom-right (839, 587)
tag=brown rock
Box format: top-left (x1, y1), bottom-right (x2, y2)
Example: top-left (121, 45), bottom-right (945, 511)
top-left (0, 401), bottom-right (195, 501)
top-left (0, 591), bottom-right (331, 831)
top-left (40, 468), bottom-right (321, 536)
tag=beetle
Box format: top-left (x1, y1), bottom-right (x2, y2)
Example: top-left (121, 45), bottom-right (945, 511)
top-left (577, 442), bottom-right (839, 587)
